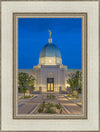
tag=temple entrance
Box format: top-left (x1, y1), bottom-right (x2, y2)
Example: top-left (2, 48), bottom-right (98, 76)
top-left (47, 78), bottom-right (54, 92)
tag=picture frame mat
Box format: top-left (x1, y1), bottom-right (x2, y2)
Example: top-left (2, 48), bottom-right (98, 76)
top-left (1, 1), bottom-right (99, 131)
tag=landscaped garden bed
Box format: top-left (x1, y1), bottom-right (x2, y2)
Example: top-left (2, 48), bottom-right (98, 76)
top-left (35, 101), bottom-right (66, 114)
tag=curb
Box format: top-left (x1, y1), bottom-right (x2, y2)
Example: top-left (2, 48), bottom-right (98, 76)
top-left (18, 102), bottom-right (24, 107)
top-left (29, 95), bottom-right (38, 100)
top-left (64, 96), bottom-right (82, 107)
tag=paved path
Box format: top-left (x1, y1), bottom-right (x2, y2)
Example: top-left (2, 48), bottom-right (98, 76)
top-left (18, 94), bottom-right (82, 115)
top-left (57, 95), bottom-right (82, 114)
top-left (18, 95), bottom-right (43, 114)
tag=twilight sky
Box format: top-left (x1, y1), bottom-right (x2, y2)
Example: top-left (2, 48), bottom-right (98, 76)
top-left (18, 18), bottom-right (82, 69)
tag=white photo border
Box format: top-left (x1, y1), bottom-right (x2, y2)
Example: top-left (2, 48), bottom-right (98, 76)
top-left (1, 0), bottom-right (99, 131)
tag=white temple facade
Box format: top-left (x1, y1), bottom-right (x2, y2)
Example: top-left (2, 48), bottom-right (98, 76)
top-left (19, 31), bottom-right (81, 93)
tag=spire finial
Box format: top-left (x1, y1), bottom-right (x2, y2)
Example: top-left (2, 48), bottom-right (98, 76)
top-left (48, 30), bottom-right (52, 44)
top-left (48, 30), bottom-right (52, 38)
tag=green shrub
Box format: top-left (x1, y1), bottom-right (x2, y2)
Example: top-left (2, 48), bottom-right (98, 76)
top-left (24, 95), bottom-right (31, 98)
top-left (38, 108), bottom-right (43, 113)
top-left (47, 94), bottom-right (56, 99)
top-left (41, 101), bottom-right (45, 108)
top-left (70, 96), bottom-right (75, 99)
top-left (49, 94), bottom-right (52, 99)
top-left (67, 94), bottom-right (70, 97)
top-left (46, 109), bottom-right (55, 114)
top-left (48, 102), bottom-right (53, 107)
top-left (52, 95), bottom-right (55, 99)
top-left (43, 101), bottom-right (45, 104)
top-left (76, 95), bottom-right (79, 98)
top-left (45, 106), bottom-right (55, 114)
top-left (20, 95), bottom-right (34, 99)
top-left (40, 104), bottom-right (44, 109)
top-left (46, 105), bottom-right (51, 110)
top-left (20, 96), bottom-right (24, 99)
top-left (56, 103), bottom-right (61, 109)
top-left (78, 88), bottom-right (82, 93)
top-left (47, 95), bottom-right (49, 98)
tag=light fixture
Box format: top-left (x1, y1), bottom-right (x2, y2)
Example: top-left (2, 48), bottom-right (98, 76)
top-left (49, 60), bottom-right (51, 63)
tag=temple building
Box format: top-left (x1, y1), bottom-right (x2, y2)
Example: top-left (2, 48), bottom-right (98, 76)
top-left (19, 30), bottom-right (81, 93)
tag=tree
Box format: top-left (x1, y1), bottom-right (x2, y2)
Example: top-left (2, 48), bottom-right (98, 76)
top-left (18, 72), bottom-right (36, 97)
top-left (18, 72), bottom-right (29, 98)
top-left (76, 71), bottom-right (82, 93)
top-left (74, 71), bottom-right (82, 92)
top-left (67, 71), bottom-right (82, 93)
top-left (27, 75), bottom-right (35, 94)
top-left (67, 73), bottom-right (75, 92)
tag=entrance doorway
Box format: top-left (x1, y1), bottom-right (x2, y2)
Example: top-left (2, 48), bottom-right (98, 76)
top-left (47, 78), bottom-right (54, 92)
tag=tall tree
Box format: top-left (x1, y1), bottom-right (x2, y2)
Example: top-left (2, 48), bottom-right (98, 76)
top-left (74, 71), bottom-right (82, 91)
top-left (67, 73), bottom-right (75, 92)
top-left (27, 75), bottom-right (35, 94)
top-left (18, 72), bottom-right (29, 98)
top-left (67, 71), bottom-right (82, 93)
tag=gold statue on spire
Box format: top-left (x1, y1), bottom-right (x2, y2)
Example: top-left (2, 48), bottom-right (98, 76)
top-left (48, 30), bottom-right (52, 38)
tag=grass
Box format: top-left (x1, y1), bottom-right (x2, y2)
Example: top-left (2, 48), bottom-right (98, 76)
top-left (67, 94), bottom-right (79, 99)
top-left (20, 96), bottom-right (24, 99)
top-left (20, 95), bottom-right (34, 99)
top-left (69, 95), bottom-right (79, 99)
top-left (69, 96), bottom-right (75, 99)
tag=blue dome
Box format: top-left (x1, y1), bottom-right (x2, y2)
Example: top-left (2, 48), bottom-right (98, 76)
top-left (40, 43), bottom-right (61, 58)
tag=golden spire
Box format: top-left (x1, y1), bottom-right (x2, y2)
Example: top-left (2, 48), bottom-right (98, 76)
top-left (48, 30), bottom-right (52, 38)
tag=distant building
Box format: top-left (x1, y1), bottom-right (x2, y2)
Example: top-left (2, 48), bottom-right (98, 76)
top-left (19, 31), bottom-right (81, 93)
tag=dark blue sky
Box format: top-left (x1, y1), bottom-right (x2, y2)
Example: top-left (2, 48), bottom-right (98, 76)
top-left (18, 18), bottom-right (82, 69)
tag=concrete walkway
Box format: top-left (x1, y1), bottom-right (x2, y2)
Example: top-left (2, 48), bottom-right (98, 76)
top-left (18, 94), bottom-right (82, 115)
